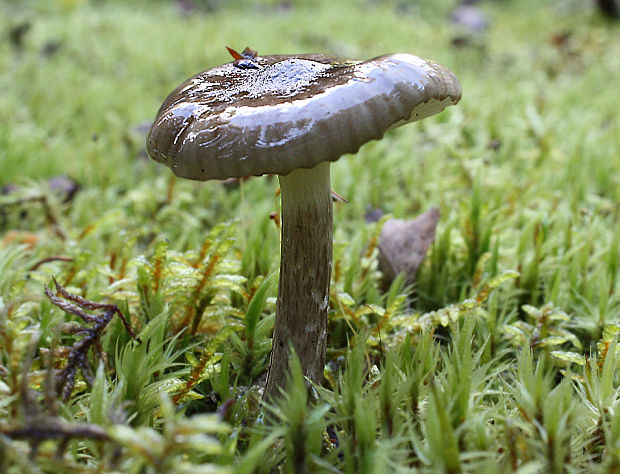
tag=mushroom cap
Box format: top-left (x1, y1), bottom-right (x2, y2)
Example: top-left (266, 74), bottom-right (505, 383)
top-left (147, 52), bottom-right (461, 181)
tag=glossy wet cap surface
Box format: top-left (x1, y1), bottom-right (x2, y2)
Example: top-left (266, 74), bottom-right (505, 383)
top-left (147, 52), bottom-right (461, 180)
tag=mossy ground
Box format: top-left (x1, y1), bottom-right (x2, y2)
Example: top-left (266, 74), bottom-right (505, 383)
top-left (1, 0), bottom-right (619, 472)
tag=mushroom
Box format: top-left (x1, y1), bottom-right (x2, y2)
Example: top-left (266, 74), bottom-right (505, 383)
top-left (146, 47), bottom-right (461, 400)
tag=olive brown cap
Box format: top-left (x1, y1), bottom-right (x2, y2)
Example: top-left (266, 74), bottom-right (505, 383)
top-left (147, 49), bottom-right (461, 180)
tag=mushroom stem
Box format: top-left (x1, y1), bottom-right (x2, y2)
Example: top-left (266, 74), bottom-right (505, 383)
top-left (265, 161), bottom-right (333, 401)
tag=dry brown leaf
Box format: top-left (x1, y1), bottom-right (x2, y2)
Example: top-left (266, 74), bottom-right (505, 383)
top-left (377, 208), bottom-right (440, 288)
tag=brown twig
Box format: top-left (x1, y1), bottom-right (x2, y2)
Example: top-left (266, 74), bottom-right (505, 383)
top-left (29, 256), bottom-right (74, 271)
top-left (44, 278), bottom-right (141, 400)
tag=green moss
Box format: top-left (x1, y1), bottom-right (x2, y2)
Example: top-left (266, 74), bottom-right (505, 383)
top-left (1, 0), bottom-right (619, 471)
